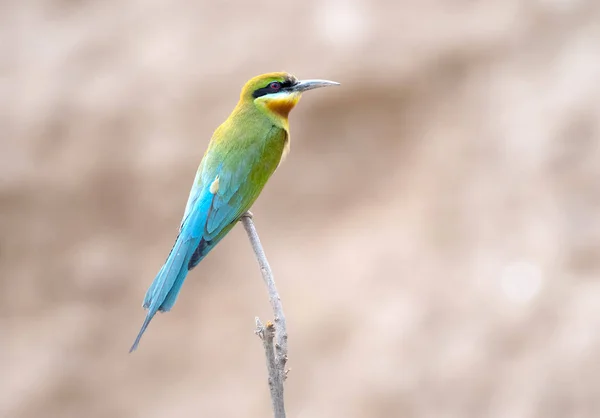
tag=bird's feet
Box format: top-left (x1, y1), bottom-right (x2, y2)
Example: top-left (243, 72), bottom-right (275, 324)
top-left (240, 211), bottom-right (254, 220)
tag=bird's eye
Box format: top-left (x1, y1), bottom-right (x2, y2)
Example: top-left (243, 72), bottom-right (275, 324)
top-left (269, 82), bottom-right (281, 91)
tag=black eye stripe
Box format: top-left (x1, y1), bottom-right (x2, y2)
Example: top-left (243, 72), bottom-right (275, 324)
top-left (280, 80), bottom-right (294, 89)
top-left (252, 82), bottom-right (280, 98)
top-left (252, 78), bottom-right (296, 98)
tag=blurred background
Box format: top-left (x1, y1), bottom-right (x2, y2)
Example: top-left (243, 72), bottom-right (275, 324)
top-left (3, 1), bottom-right (600, 417)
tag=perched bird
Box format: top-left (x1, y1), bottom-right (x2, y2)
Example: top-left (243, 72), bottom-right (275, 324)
top-left (130, 72), bottom-right (339, 352)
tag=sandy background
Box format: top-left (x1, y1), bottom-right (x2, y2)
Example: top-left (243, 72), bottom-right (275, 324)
top-left (3, 1), bottom-right (600, 417)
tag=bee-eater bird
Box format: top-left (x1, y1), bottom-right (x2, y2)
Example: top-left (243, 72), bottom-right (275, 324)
top-left (130, 72), bottom-right (339, 352)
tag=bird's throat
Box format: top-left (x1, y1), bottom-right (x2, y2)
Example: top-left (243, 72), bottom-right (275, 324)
top-left (264, 95), bottom-right (300, 119)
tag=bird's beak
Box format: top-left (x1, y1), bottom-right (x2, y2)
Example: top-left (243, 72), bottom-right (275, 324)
top-left (292, 79), bottom-right (340, 92)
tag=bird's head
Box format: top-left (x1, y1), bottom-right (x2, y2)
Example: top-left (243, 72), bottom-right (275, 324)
top-left (239, 72), bottom-right (339, 120)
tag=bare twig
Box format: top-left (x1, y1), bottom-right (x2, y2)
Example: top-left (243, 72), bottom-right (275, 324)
top-left (240, 212), bottom-right (288, 418)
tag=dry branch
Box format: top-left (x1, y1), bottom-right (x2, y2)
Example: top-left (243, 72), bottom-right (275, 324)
top-left (240, 212), bottom-right (288, 418)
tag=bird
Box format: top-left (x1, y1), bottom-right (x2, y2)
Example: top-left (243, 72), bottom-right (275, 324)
top-left (130, 72), bottom-right (339, 352)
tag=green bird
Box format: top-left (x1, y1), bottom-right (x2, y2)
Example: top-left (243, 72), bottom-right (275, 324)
top-left (130, 72), bottom-right (339, 351)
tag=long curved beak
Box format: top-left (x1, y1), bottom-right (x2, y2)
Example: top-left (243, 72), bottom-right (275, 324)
top-left (293, 79), bottom-right (340, 92)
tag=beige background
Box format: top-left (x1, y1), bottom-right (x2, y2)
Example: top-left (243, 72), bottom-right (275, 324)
top-left (3, 1), bottom-right (600, 417)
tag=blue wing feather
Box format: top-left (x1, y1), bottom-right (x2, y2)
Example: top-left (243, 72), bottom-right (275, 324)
top-left (204, 146), bottom-right (263, 240)
top-left (180, 169), bottom-right (203, 230)
top-left (130, 151), bottom-right (248, 352)
top-left (129, 186), bottom-right (212, 352)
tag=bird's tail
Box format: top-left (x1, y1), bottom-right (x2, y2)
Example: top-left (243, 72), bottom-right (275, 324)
top-left (129, 230), bottom-right (199, 353)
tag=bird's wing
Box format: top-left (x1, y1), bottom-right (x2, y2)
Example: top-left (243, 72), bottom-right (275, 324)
top-left (202, 140), bottom-right (266, 241)
top-left (203, 127), bottom-right (286, 242)
top-left (179, 125), bottom-right (285, 244)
